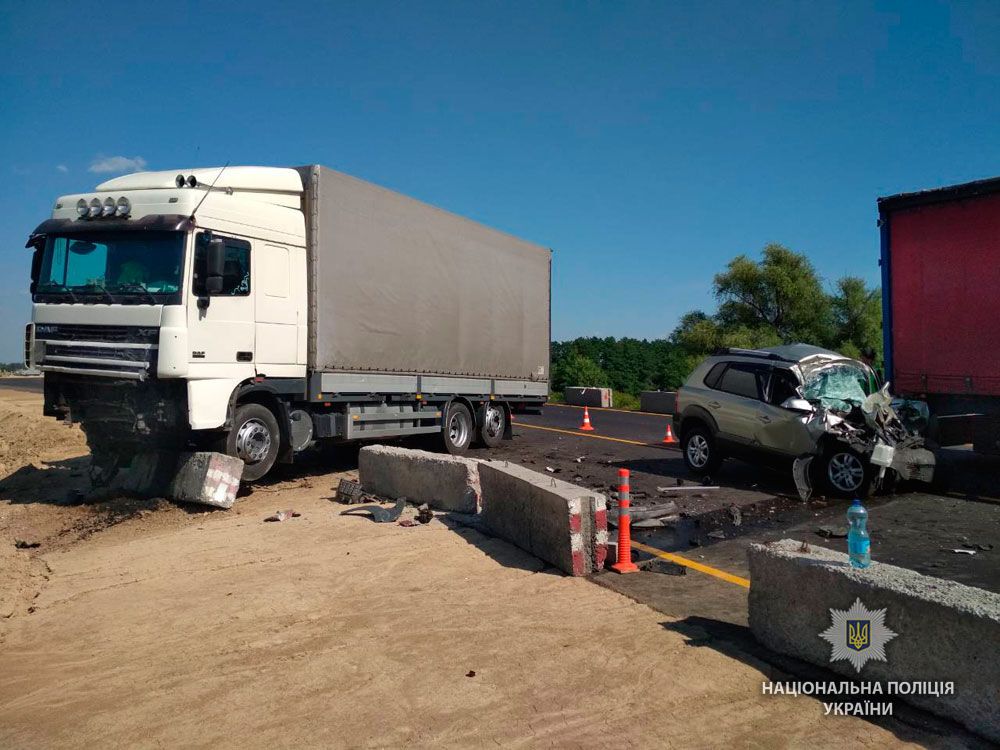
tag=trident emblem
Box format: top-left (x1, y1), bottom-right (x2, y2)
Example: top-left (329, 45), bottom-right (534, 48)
top-left (847, 620), bottom-right (870, 651)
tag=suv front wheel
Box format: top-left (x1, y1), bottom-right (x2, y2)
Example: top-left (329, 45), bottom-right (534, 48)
top-left (821, 446), bottom-right (873, 498)
top-left (682, 425), bottom-right (721, 475)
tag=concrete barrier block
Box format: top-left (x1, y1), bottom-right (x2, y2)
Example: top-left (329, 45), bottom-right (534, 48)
top-left (359, 445), bottom-right (481, 513)
top-left (564, 387), bottom-right (612, 408)
top-left (169, 452), bottom-right (244, 509)
top-left (748, 539), bottom-right (1000, 742)
top-left (639, 391), bottom-right (676, 414)
top-left (114, 450), bottom-right (179, 495)
top-left (479, 462), bottom-right (607, 576)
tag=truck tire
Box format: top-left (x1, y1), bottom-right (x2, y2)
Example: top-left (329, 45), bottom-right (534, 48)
top-left (441, 401), bottom-right (473, 455)
top-left (820, 446), bottom-right (873, 499)
top-left (227, 403), bottom-right (281, 482)
top-left (477, 401), bottom-right (506, 448)
top-left (682, 425), bottom-right (721, 475)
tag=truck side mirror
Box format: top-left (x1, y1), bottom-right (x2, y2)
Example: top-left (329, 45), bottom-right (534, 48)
top-left (205, 239), bottom-right (226, 295)
top-left (29, 249), bottom-right (43, 294)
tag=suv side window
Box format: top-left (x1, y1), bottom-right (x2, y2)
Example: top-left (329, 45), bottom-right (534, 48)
top-left (704, 362), bottom-right (728, 389)
top-left (716, 363), bottom-right (764, 400)
top-left (767, 368), bottom-right (800, 405)
top-left (193, 233), bottom-right (251, 296)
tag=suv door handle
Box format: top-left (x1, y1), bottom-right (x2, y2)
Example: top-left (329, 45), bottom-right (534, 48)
top-left (708, 401), bottom-right (721, 409)
top-left (757, 415), bottom-right (771, 423)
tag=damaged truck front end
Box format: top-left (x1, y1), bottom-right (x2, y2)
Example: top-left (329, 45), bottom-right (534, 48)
top-left (791, 357), bottom-right (936, 501)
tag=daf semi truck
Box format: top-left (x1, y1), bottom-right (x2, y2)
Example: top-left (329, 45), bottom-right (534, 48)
top-left (24, 166), bottom-right (550, 481)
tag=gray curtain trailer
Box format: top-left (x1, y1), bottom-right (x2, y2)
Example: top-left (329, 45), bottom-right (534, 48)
top-left (284, 166), bottom-right (551, 462)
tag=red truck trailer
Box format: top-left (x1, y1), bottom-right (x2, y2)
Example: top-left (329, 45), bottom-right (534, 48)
top-left (878, 175), bottom-right (1000, 453)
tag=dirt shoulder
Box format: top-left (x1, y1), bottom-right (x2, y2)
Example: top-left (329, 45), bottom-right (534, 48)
top-left (0, 389), bottom-right (949, 747)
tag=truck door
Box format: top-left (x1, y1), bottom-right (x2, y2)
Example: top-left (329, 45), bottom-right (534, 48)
top-left (254, 242), bottom-right (301, 374)
top-left (188, 232), bottom-right (255, 365)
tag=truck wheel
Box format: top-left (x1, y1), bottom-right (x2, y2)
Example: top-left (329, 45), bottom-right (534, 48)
top-left (441, 402), bottom-right (473, 455)
top-left (477, 402), bottom-right (506, 448)
top-left (227, 403), bottom-right (281, 482)
top-left (682, 425), bottom-right (721, 475)
top-left (821, 447), bottom-right (872, 498)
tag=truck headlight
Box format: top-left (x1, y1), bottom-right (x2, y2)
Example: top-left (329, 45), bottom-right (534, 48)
top-left (76, 199), bottom-right (89, 217)
top-left (88, 198), bottom-right (102, 218)
top-left (116, 197), bottom-right (131, 216)
top-left (102, 197), bottom-right (116, 217)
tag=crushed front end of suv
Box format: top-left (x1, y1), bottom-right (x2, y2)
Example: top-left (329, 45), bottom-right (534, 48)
top-left (672, 344), bottom-right (935, 499)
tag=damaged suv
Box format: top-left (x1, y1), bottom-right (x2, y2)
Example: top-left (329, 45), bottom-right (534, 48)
top-left (673, 344), bottom-right (936, 498)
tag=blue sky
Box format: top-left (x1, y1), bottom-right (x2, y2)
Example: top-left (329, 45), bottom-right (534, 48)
top-left (1, 0), bottom-right (998, 361)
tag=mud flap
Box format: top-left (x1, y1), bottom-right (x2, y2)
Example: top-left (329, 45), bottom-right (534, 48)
top-left (793, 456), bottom-right (814, 502)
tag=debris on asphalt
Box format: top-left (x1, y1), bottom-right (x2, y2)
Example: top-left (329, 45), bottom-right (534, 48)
top-left (14, 539), bottom-right (40, 549)
top-left (707, 529), bottom-right (726, 540)
top-left (815, 526), bottom-right (848, 539)
top-left (638, 558), bottom-right (687, 576)
top-left (264, 509), bottom-right (301, 522)
top-left (945, 548), bottom-right (977, 556)
top-left (336, 478), bottom-right (365, 504)
top-left (341, 497), bottom-right (407, 523)
top-left (727, 504), bottom-right (742, 526)
top-left (574, 456), bottom-right (585, 463)
top-left (656, 486), bottom-right (719, 492)
top-left (416, 504), bottom-right (434, 524)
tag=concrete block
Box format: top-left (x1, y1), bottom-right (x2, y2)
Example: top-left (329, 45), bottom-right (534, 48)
top-left (113, 450), bottom-right (180, 495)
top-left (748, 539), bottom-right (1000, 742)
top-left (639, 391), bottom-right (676, 414)
top-left (358, 445), bottom-right (481, 513)
top-left (169, 452), bottom-right (244, 509)
top-left (564, 387), bottom-right (612, 408)
top-left (479, 462), bottom-right (607, 576)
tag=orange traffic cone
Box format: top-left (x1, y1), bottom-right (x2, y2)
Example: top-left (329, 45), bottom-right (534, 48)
top-left (662, 423), bottom-right (678, 444)
top-left (579, 406), bottom-right (595, 431)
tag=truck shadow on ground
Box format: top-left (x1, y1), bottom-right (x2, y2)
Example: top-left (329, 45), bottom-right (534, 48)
top-left (658, 617), bottom-right (991, 748)
top-left (0, 457), bottom-right (91, 505)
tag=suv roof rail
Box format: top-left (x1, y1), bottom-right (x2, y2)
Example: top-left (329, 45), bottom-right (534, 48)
top-left (711, 347), bottom-right (789, 362)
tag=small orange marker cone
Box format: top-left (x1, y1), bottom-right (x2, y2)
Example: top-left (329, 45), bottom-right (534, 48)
top-left (662, 423), bottom-right (678, 444)
top-left (579, 406), bottom-right (595, 431)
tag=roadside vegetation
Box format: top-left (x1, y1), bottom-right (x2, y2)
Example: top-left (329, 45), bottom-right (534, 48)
top-left (551, 244), bottom-right (883, 404)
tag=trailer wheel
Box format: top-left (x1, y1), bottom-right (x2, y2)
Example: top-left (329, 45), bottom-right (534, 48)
top-left (441, 402), bottom-right (473, 455)
top-left (477, 401), bottom-right (506, 448)
top-left (227, 403), bottom-right (281, 482)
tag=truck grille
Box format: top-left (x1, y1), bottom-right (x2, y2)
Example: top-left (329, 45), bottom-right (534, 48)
top-left (34, 324), bottom-right (158, 379)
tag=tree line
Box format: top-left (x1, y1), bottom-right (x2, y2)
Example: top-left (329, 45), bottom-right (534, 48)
top-left (552, 243), bottom-right (882, 397)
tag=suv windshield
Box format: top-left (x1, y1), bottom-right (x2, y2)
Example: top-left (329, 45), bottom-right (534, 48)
top-left (802, 360), bottom-right (874, 411)
top-left (35, 231), bottom-right (185, 303)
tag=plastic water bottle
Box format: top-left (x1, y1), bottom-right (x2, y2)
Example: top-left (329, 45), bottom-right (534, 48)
top-left (847, 499), bottom-right (871, 569)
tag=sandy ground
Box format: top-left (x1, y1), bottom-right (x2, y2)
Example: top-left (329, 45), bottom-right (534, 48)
top-left (0, 389), bottom-right (957, 748)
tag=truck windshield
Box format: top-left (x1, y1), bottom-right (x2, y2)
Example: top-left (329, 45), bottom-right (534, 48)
top-left (36, 231), bottom-right (185, 303)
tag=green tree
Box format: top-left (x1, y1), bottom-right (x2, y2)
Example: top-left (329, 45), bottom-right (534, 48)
top-left (551, 353), bottom-right (609, 391)
top-left (714, 243), bottom-right (834, 345)
top-left (831, 276), bottom-right (882, 361)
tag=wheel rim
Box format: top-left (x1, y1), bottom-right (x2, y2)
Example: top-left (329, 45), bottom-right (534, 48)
top-left (449, 410), bottom-right (470, 447)
top-left (687, 434), bottom-right (710, 468)
top-left (236, 418), bottom-right (272, 464)
top-left (483, 404), bottom-right (504, 438)
top-left (828, 452), bottom-right (865, 492)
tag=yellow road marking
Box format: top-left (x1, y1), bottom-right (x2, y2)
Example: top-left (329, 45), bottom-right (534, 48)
top-left (546, 402), bottom-right (671, 418)
top-left (632, 541), bottom-right (751, 588)
top-left (517, 422), bottom-right (671, 448)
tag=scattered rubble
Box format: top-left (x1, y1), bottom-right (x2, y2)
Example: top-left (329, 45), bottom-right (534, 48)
top-left (264, 509), bottom-right (301, 522)
top-left (815, 526), bottom-right (848, 539)
top-left (14, 539), bottom-right (40, 549)
top-left (336, 478), bottom-right (364, 504)
top-left (341, 497), bottom-right (407, 523)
